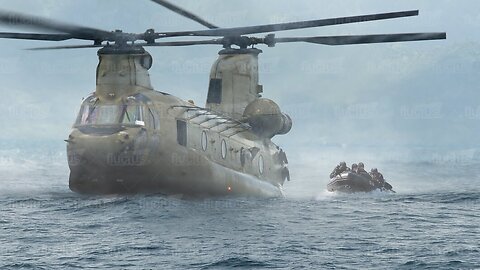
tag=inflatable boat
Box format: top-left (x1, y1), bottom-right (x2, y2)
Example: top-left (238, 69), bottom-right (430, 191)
top-left (327, 172), bottom-right (394, 193)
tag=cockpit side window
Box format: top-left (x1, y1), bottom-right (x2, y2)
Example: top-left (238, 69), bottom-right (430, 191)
top-left (147, 107), bottom-right (159, 130)
top-left (177, 120), bottom-right (187, 146)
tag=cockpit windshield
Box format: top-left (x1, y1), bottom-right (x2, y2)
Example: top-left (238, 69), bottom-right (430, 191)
top-left (121, 105), bottom-right (144, 125)
top-left (76, 102), bottom-right (145, 127)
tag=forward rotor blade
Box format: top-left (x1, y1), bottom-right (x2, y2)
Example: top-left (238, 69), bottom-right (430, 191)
top-left (0, 32), bottom-right (72, 41)
top-left (275, 32), bottom-right (447, 46)
top-left (150, 0), bottom-right (218, 29)
top-left (156, 10), bottom-right (419, 38)
top-left (27, 40), bottom-right (223, 50)
top-left (0, 10), bottom-right (113, 41)
top-left (28, 44), bottom-right (105, 50)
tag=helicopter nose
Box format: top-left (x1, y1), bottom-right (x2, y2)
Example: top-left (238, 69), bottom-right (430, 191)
top-left (67, 128), bottom-right (152, 193)
top-left (66, 128), bottom-right (148, 168)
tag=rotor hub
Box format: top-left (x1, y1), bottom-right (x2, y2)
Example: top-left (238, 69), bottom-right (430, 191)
top-left (218, 48), bottom-right (262, 55)
top-left (97, 44), bottom-right (146, 55)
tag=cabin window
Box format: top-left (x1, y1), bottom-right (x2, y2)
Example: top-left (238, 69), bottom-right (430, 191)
top-left (207, 78), bottom-right (222, 104)
top-left (201, 131), bottom-right (208, 151)
top-left (177, 120), bottom-right (187, 146)
top-left (258, 155), bottom-right (264, 175)
top-left (221, 139), bottom-right (227, 159)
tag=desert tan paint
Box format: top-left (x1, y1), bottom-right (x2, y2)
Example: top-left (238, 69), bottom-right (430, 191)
top-left (67, 48), bottom-right (289, 197)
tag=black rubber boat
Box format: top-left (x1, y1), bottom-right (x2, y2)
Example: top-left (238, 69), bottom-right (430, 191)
top-left (327, 172), bottom-right (395, 193)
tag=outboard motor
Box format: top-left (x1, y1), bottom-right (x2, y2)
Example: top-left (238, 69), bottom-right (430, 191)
top-left (243, 98), bottom-right (292, 138)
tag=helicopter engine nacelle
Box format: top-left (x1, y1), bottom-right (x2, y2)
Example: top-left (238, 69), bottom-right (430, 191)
top-left (243, 98), bottom-right (292, 138)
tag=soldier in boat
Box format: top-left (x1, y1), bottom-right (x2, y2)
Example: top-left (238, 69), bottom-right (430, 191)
top-left (329, 161), bottom-right (349, 178)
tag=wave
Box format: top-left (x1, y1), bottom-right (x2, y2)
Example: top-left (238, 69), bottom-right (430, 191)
top-left (399, 259), bottom-right (475, 270)
top-left (1, 263), bottom-right (48, 270)
top-left (197, 257), bottom-right (274, 269)
top-left (388, 191), bottom-right (480, 204)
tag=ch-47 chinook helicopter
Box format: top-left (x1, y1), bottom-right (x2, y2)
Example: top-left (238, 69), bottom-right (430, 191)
top-left (0, 1), bottom-right (445, 196)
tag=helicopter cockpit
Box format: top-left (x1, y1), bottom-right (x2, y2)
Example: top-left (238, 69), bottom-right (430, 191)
top-left (75, 96), bottom-right (147, 128)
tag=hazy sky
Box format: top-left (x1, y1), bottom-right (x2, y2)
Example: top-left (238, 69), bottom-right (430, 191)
top-left (0, 0), bottom-right (478, 152)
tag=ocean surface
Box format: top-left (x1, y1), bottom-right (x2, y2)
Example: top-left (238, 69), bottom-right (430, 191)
top-left (1, 146), bottom-right (479, 269)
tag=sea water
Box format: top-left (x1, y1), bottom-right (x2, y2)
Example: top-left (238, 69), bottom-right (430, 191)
top-left (0, 147), bottom-right (478, 269)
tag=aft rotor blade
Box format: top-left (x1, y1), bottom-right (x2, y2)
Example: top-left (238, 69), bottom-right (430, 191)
top-left (156, 10), bottom-right (419, 38)
top-left (275, 33), bottom-right (447, 45)
top-left (143, 39), bottom-right (223, 46)
top-left (0, 10), bottom-right (113, 41)
top-left (150, 0), bottom-right (218, 29)
top-left (0, 32), bottom-right (72, 41)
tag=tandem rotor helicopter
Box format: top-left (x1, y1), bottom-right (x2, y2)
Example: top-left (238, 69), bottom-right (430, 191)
top-left (0, 1), bottom-right (446, 196)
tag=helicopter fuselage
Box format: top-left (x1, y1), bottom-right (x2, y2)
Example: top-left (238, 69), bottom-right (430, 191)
top-left (66, 46), bottom-right (289, 196)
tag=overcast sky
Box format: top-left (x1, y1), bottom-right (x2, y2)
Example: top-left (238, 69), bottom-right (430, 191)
top-left (0, 0), bottom-right (479, 155)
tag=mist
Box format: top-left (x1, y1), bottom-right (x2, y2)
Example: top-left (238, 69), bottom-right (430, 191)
top-left (0, 0), bottom-right (478, 197)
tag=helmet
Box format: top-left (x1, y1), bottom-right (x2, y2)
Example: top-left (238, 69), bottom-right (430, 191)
top-left (371, 168), bottom-right (378, 173)
top-left (351, 163), bottom-right (358, 168)
top-left (340, 161), bottom-right (346, 167)
top-left (358, 162), bottom-right (365, 168)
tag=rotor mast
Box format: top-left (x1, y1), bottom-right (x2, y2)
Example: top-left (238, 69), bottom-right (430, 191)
top-left (206, 48), bottom-right (263, 119)
top-left (95, 46), bottom-right (154, 102)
